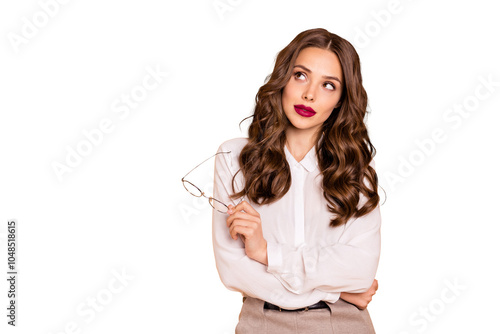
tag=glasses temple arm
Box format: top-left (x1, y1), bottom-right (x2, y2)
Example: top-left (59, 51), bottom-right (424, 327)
top-left (182, 151), bottom-right (231, 180)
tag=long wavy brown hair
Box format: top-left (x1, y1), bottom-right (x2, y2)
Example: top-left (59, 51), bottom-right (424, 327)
top-left (229, 28), bottom-right (380, 227)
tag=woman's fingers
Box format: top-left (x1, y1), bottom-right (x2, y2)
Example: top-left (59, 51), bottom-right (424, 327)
top-left (370, 279), bottom-right (378, 295)
top-left (225, 201), bottom-right (267, 264)
top-left (226, 211), bottom-right (260, 227)
top-left (229, 224), bottom-right (253, 240)
top-left (226, 208), bottom-right (261, 241)
top-left (226, 200), bottom-right (266, 263)
top-left (229, 217), bottom-right (258, 235)
top-left (230, 200), bottom-right (260, 217)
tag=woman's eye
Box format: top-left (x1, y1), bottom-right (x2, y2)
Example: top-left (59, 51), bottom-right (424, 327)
top-left (324, 82), bottom-right (335, 91)
top-left (294, 71), bottom-right (306, 80)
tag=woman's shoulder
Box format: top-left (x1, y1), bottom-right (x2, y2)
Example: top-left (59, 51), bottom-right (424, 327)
top-left (217, 137), bottom-right (249, 154)
top-left (215, 138), bottom-right (249, 174)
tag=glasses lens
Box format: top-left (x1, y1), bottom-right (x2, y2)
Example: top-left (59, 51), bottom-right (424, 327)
top-left (183, 180), bottom-right (202, 197)
top-left (209, 198), bottom-right (228, 213)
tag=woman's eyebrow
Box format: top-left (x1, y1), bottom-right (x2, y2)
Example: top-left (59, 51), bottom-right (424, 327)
top-left (294, 64), bottom-right (342, 85)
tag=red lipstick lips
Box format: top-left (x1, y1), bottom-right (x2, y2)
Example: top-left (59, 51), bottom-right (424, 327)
top-left (294, 104), bottom-right (316, 117)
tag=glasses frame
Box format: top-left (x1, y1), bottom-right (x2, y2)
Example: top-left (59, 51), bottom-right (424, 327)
top-left (181, 151), bottom-right (231, 213)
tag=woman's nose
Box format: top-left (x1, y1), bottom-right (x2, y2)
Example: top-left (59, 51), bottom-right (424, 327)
top-left (302, 84), bottom-right (315, 102)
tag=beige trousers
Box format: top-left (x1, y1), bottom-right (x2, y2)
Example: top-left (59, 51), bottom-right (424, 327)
top-left (235, 296), bottom-right (376, 334)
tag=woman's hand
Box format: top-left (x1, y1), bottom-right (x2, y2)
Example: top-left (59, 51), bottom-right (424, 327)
top-left (340, 279), bottom-right (378, 310)
top-left (226, 200), bottom-right (268, 265)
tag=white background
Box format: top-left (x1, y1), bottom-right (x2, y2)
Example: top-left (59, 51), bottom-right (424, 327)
top-left (1, 0), bottom-right (499, 333)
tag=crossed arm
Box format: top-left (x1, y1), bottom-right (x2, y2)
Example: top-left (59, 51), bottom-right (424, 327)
top-left (226, 201), bottom-right (379, 309)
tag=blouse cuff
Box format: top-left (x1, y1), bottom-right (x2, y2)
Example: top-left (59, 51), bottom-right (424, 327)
top-left (266, 240), bottom-right (283, 272)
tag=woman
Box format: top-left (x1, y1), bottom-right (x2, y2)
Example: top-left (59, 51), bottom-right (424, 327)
top-left (212, 28), bottom-right (381, 333)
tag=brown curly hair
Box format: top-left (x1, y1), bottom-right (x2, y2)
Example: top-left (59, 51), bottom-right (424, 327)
top-left (229, 28), bottom-right (380, 227)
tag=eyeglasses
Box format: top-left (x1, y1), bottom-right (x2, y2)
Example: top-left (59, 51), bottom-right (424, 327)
top-left (181, 151), bottom-right (231, 213)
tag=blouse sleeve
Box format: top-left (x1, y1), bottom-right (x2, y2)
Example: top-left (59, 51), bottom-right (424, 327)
top-left (211, 142), bottom-right (329, 309)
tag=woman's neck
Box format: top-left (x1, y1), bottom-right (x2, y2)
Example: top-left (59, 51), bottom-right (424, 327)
top-left (285, 127), bottom-right (321, 163)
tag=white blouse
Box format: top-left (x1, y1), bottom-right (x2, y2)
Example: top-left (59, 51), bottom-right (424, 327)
top-left (212, 137), bottom-right (381, 309)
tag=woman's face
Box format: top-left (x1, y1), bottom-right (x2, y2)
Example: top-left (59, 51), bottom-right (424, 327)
top-left (282, 47), bottom-right (343, 136)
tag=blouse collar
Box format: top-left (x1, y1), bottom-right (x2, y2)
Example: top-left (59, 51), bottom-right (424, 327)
top-left (284, 133), bottom-right (323, 172)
